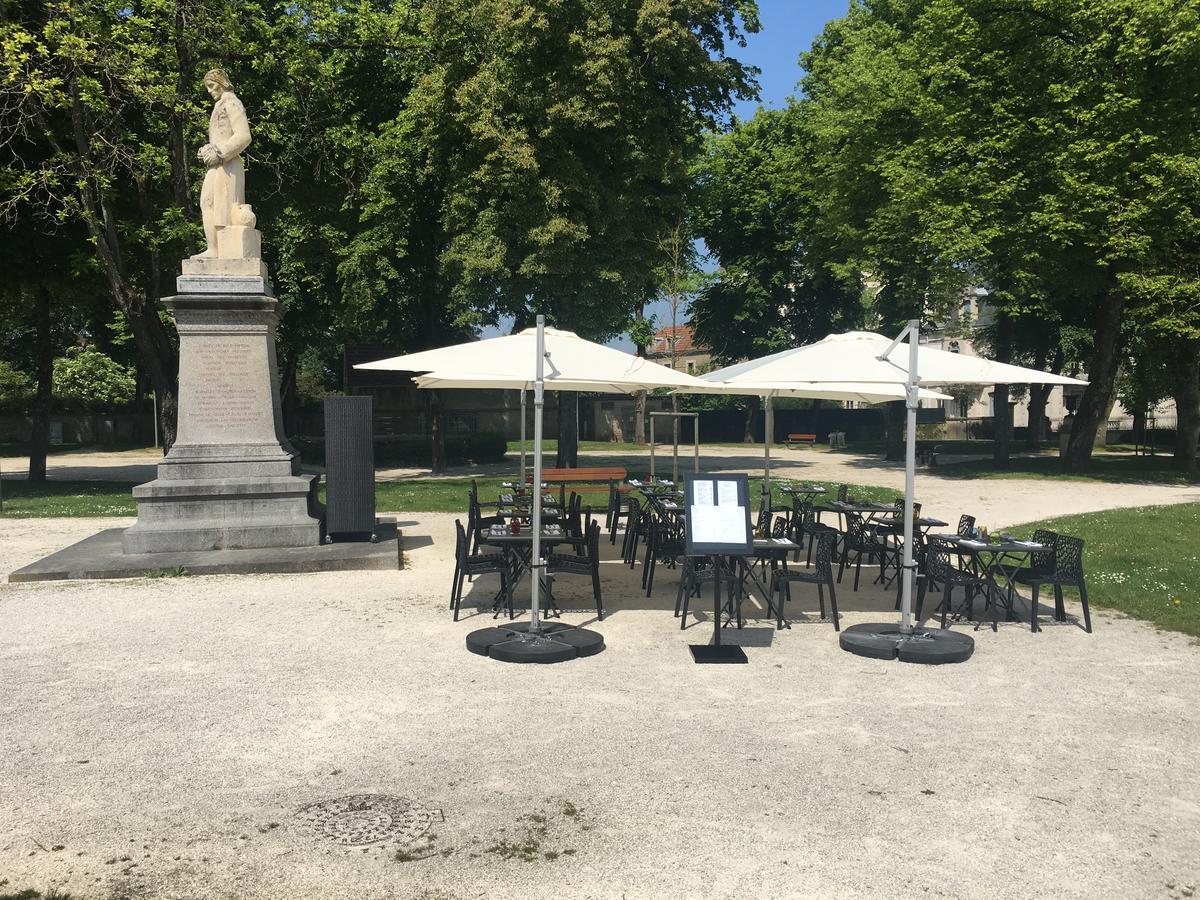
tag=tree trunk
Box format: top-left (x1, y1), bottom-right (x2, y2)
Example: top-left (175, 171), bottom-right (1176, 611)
top-left (992, 385), bottom-right (1012, 467)
top-left (428, 390), bottom-right (445, 474)
top-left (279, 348), bottom-right (299, 439)
top-left (28, 286), bottom-right (53, 482)
top-left (884, 400), bottom-right (905, 461)
top-left (1026, 347), bottom-right (1061, 450)
top-left (1064, 292), bottom-right (1125, 471)
top-left (556, 390), bottom-right (579, 467)
top-left (634, 390), bottom-right (646, 444)
top-left (1026, 385), bottom-right (1050, 449)
top-left (1172, 340), bottom-right (1200, 473)
top-left (1131, 407), bottom-right (1146, 448)
top-left (742, 395), bottom-right (760, 443)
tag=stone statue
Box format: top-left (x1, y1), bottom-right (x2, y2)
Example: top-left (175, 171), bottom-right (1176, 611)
top-left (192, 68), bottom-right (259, 260)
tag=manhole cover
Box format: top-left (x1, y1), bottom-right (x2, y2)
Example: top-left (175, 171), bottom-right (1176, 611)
top-left (295, 794), bottom-right (441, 846)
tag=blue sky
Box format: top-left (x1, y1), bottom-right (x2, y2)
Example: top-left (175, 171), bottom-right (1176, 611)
top-left (486, 0), bottom-right (851, 345)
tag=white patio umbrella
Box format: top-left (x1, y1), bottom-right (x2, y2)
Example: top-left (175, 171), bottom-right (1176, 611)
top-left (696, 326), bottom-right (1087, 663)
top-left (356, 320), bottom-right (710, 658)
top-left (683, 376), bottom-right (953, 497)
top-left (359, 325), bottom-right (707, 483)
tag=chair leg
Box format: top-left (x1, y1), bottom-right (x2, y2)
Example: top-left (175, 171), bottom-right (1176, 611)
top-left (1030, 583), bottom-right (1041, 633)
top-left (817, 582), bottom-right (826, 619)
top-left (915, 577), bottom-right (926, 622)
top-left (853, 554), bottom-right (862, 592)
top-left (452, 569), bottom-right (465, 622)
top-left (940, 584), bottom-right (952, 629)
top-left (680, 577), bottom-right (693, 629)
top-left (592, 565), bottom-right (604, 621)
top-left (1077, 580), bottom-right (1092, 633)
top-left (675, 563), bottom-right (688, 617)
top-left (450, 561), bottom-right (461, 609)
top-left (837, 547), bottom-right (848, 583)
top-left (827, 578), bottom-right (840, 631)
top-left (1054, 584), bottom-right (1066, 621)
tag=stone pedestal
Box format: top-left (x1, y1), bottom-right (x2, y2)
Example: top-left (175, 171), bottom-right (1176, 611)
top-left (123, 274), bottom-right (322, 554)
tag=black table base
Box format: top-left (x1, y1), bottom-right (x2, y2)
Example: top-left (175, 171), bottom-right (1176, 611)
top-left (466, 621), bottom-right (604, 664)
top-left (839, 622), bottom-right (974, 665)
top-left (689, 644), bottom-right (748, 664)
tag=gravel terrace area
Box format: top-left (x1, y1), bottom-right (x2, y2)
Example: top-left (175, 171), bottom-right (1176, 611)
top-left (1, 509), bottom-right (1199, 900)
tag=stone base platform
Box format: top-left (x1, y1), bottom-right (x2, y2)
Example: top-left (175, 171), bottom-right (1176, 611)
top-left (9, 522), bottom-right (402, 583)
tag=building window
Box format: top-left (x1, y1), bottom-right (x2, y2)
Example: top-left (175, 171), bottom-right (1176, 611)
top-left (686, 360), bottom-right (695, 373)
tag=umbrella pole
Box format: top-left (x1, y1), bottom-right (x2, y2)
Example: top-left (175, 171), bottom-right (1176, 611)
top-left (520, 388), bottom-right (527, 485)
top-left (763, 394), bottom-right (772, 500)
top-left (531, 317), bottom-right (545, 633)
top-left (899, 319), bottom-right (919, 635)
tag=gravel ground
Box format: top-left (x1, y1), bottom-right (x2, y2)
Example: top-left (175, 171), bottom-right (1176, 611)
top-left (2, 510), bottom-right (1199, 900)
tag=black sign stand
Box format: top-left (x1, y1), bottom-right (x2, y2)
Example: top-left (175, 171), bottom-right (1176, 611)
top-left (683, 474), bottom-right (753, 664)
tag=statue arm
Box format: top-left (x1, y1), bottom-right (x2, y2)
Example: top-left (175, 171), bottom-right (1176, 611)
top-left (214, 94), bottom-right (251, 160)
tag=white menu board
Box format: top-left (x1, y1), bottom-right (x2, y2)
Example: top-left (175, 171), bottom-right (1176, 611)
top-left (684, 474), bottom-right (752, 555)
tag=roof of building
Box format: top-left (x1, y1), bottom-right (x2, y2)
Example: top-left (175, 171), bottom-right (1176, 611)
top-left (649, 324), bottom-right (706, 356)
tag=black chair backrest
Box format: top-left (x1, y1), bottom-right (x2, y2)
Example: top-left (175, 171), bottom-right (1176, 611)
top-left (926, 536), bottom-right (958, 580)
top-left (454, 519), bottom-right (468, 564)
top-left (957, 514), bottom-right (976, 536)
top-left (845, 511), bottom-right (869, 544)
top-left (1029, 529), bottom-right (1057, 573)
top-left (755, 504), bottom-right (771, 536)
top-left (813, 531), bottom-right (836, 577)
top-left (1053, 534), bottom-right (1084, 584)
top-left (586, 519), bottom-right (601, 562)
top-left (771, 517), bottom-right (788, 538)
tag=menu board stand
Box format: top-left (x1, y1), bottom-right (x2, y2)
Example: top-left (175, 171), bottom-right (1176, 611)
top-left (684, 474), bottom-right (753, 664)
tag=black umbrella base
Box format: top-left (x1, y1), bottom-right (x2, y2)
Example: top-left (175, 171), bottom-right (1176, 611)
top-left (466, 621), bottom-right (605, 664)
top-left (840, 622), bottom-right (974, 665)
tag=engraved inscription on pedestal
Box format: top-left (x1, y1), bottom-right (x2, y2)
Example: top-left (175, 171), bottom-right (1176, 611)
top-left (179, 336), bottom-right (275, 446)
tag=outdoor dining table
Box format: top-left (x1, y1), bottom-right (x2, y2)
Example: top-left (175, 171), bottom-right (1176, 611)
top-left (780, 484), bottom-right (827, 499)
top-left (480, 523), bottom-right (575, 616)
top-left (936, 534), bottom-right (1048, 631)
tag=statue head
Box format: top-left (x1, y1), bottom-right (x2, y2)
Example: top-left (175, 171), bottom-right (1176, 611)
top-left (203, 68), bottom-right (233, 100)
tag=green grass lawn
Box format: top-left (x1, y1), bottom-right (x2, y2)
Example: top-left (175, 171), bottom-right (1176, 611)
top-left (0, 475), bottom-right (898, 518)
top-left (936, 452), bottom-right (1199, 485)
top-left (0, 480), bottom-right (138, 517)
top-left (1003, 503), bottom-right (1200, 638)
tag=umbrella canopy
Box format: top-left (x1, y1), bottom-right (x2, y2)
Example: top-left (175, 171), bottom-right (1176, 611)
top-left (705, 331), bottom-right (1087, 387)
top-left (356, 326), bottom-right (707, 393)
top-left (686, 377), bottom-right (953, 404)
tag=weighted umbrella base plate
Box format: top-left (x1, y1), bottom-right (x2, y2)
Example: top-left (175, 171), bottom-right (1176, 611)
top-left (840, 622), bottom-right (973, 665)
top-left (690, 644), bottom-right (749, 665)
top-left (466, 621), bottom-right (605, 664)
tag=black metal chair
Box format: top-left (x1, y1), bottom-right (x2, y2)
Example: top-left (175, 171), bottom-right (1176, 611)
top-left (837, 511), bottom-right (891, 591)
top-left (467, 494), bottom-right (503, 558)
top-left (641, 505), bottom-right (685, 597)
top-left (611, 494), bottom-right (638, 545)
top-left (919, 536), bottom-right (987, 629)
top-left (768, 531), bottom-right (840, 631)
top-left (1017, 533), bottom-right (1090, 632)
top-left (620, 499), bottom-right (644, 567)
top-left (957, 514), bottom-right (976, 536)
top-left (547, 519), bottom-right (604, 620)
top-left (451, 519), bottom-right (512, 621)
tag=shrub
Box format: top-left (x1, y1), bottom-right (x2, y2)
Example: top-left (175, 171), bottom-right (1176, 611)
top-left (0, 360), bottom-right (34, 413)
top-left (52, 347), bottom-right (135, 411)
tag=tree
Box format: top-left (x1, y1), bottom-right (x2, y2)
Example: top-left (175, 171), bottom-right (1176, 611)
top-left (52, 346), bottom-right (136, 410)
top-left (414, 0), bottom-right (760, 466)
top-left (798, 0), bottom-right (1200, 471)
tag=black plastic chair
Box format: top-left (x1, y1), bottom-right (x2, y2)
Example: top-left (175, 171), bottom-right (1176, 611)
top-left (611, 494), bottom-right (638, 545)
top-left (919, 536), bottom-right (987, 629)
top-left (547, 519), bottom-right (604, 620)
top-left (1018, 532), bottom-right (1090, 632)
top-left (957, 514), bottom-right (976, 536)
top-left (837, 512), bottom-right (890, 591)
top-left (450, 519), bottom-right (512, 621)
top-left (768, 531), bottom-right (840, 631)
